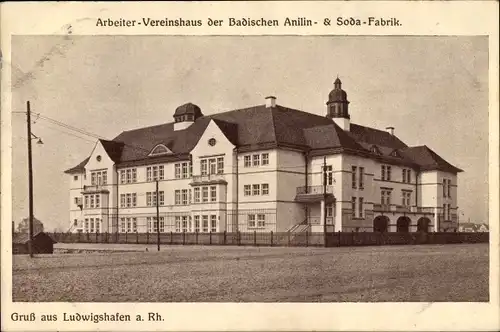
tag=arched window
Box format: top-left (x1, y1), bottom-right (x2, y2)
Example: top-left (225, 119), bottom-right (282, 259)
top-left (149, 144), bottom-right (172, 156)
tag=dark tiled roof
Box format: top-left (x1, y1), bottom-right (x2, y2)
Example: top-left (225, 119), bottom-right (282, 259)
top-left (65, 103), bottom-right (462, 174)
top-left (348, 124), bottom-right (408, 149)
top-left (401, 145), bottom-right (463, 173)
top-left (12, 231), bottom-right (56, 244)
top-left (64, 157), bottom-right (90, 174)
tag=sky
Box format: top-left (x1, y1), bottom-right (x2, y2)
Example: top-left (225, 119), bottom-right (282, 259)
top-left (10, 36), bottom-right (489, 231)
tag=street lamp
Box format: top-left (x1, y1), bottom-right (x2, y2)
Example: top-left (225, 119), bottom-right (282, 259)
top-left (26, 101), bottom-right (43, 258)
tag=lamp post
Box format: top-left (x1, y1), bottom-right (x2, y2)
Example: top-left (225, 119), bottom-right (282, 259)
top-left (26, 101), bottom-right (43, 258)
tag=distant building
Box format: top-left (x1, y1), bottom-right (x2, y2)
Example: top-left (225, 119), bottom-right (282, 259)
top-left (12, 231), bottom-right (56, 255)
top-left (458, 222), bottom-right (488, 233)
top-left (64, 78), bottom-right (462, 234)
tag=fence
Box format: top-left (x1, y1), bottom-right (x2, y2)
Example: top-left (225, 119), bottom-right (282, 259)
top-left (47, 231), bottom-right (489, 248)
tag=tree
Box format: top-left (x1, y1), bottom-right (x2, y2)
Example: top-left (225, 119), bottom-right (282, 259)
top-left (17, 217), bottom-right (44, 234)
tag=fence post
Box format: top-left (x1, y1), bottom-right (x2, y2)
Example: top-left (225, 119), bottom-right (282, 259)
top-left (224, 230), bottom-right (227, 245)
top-left (146, 232), bottom-right (149, 244)
top-left (287, 232), bottom-right (290, 246)
top-left (254, 231), bottom-right (257, 246)
top-left (237, 231), bottom-right (241, 246)
top-left (125, 232), bottom-right (128, 244)
top-left (170, 231), bottom-right (173, 245)
top-left (183, 232), bottom-right (185, 245)
top-left (210, 231), bottom-right (212, 245)
top-left (270, 231), bottom-right (273, 247)
top-left (196, 231), bottom-right (198, 245)
top-left (306, 230), bottom-right (309, 247)
top-left (338, 230), bottom-right (341, 247)
top-left (136, 231), bottom-right (139, 244)
top-left (86, 231), bottom-right (90, 242)
top-left (96, 231), bottom-right (98, 243)
top-left (77, 231), bottom-right (81, 243)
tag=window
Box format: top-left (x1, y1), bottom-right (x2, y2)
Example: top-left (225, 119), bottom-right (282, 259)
top-left (175, 190), bottom-right (181, 205)
top-left (73, 175), bottom-right (78, 181)
top-left (381, 165), bottom-right (392, 181)
top-left (402, 169), bottom-right (412, 183)
top-left (91, 170), bottom-right (107, 185)
top-left (146, 165), bottom-right (164, 182)
top-left (95, 194), bottom-right (100, 208)
top-left (132, 218), bottom-right (137, 232)
top-left (95, 219), bottom-right (100, 233)
top-left (90, 195), bottom-right (95, 208)
top-left (402, 191), bottom-right (411, 207)
top-left (244, 155), bottom-right (251, 167)
top-left (326, 204), bottom-right (334, 217)
top-left (132, 193), bottom-right (137, 207)
top-left (174, 162), bottom-right (190, 179)
top-left (85, 196), bottom-right (89, 208)
top-left (352, 166), bottom-right (357, 189)
top-left (194, 188), bottom-right (200, 203)
top-left (244, 185), bottom-right (251, 196)
top-left (175, 164), bottom-right (181, 179)
top-left (159, 191), bottom-right (164, 206)
top-left (210, 215), bottom-right (217, 232)
top-left (202, 187), bottom-right (209, 203)
top-left (181, 189), bottom-right (188, 205)
top-left (323, 165), bottom-right (333, 185)
top-left (381, 190), bottom-right (392, 206)
top-left (126, 218), bottom-right (132, 233)
top-left (182, 216), bottom-right (188, 232)
top-left (352, 197), bottom-right (357, 218)
top-left (120, 194), bottom-right (125, 208)
top-left (194, 216), bottom-right (200, 232)
top-left (253, 154), bottom-right (260, 166)
top-left (202, 215), bottom-right (209, 233)
top-left (201, 160), bottom-right (208, 175)
top-left (84, 219), bottom-right (89, 232)
top-left (262, 153), bottom-right (269, 165)
top-left (252, 184), bottom-right (260, 196)
top-left (210, 186), bottom-right (217, 202)
top-left (119, 193), bottom-right (137, 207)
top-left (120, 218), bottom-right (126, 233)
top-left (247, 214), bottom-right (256, 228)
top-left (217, 157), bottom-right (224, 174)
top-left (359, 167), bottom-right (364, 189)
top-left (209, 159), bottom-right (216, 175)
top-left (149, 144), bottom-right (171, 156)
top-left (74, 219), bottom-right (78, 226)
top-left (262, 183), bottom-right (269, 195)
top-left (402, 169), bottom-right (406, 183)
top-left (257, 214), bottom-right (265, 227)
top-left (443, 179), bottom-right (447, 197)
top-left (447, 179), bottom-right (451, 198)
top-left (175, 216), bottom-right (181, 233)
top-left (159, 217), bottom-right (165, 232)
top-left (358, 197), bottom-right (364, 218)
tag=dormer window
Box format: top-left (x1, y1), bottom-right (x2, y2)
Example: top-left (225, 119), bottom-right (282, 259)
top-left (149, 144), bottom-right (172, 156)
top-left (371, 145), bottom-right (381, 155)
top-left (390, 149), bottom-right (402, 158)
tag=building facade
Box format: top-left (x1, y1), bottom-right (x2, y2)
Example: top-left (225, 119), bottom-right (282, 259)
top-left (65, 78), bottom-right (462, 234)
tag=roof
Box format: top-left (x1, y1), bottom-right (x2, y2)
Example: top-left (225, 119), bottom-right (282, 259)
top-left (64, 157), bottom-right (89, 174)
top-left (12, 231), bottom-right (57, 244)
top-left (65, 103), bottom-right (463, 174)
top-left (401, 145), bottom-right (463, 173)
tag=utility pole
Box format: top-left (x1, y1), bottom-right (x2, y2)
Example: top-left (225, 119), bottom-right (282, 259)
top-left (323, 156), bottom-right (328, 247)
top-left (26, 101), bottom-right (34, 258)
top-left (156, 180), bottom-right (160, 251)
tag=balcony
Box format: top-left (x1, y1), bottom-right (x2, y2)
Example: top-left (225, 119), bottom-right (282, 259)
top-left (191, 174), bottom-right (227, 186)
top-left (82, 185), bottom-right (109, 194)
top-left (307, 217), bottom-right (334, 225)
top-left (373, 204), bottom-right (435, 215)
top-left (295, 185), bottom-right (335, 203)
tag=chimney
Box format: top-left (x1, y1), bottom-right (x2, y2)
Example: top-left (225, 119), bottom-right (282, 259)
top-left (265, 96), bottom-right (276, 108)
top-left (386, 126), bottom-right (395, 136)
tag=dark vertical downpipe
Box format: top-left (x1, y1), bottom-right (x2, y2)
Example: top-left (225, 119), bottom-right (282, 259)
top-left (304, 152), bottom-right (309, 222)
top-left (415, 170), bottom-right (419, 208)
top-left (115, 168), bottom-right (119, 236)
top-left (234, 148), bottom-right (239, 232)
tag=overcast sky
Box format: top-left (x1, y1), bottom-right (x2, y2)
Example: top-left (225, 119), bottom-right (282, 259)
top-left (10, 36), bottom-right (488, 231)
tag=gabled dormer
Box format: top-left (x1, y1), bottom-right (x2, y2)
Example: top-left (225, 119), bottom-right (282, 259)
top-left (370, 145), bottom-right (382, 155)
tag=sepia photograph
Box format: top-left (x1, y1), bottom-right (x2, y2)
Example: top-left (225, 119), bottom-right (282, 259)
top-left (8, 35), bottom-right (490, 304)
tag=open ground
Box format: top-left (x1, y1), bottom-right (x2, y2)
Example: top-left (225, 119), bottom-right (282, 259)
top-left (12, 243), bottom-right (488, 302)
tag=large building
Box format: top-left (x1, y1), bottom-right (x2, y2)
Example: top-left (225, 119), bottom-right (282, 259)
top-left (64, 78), bottom-right (462, 234)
